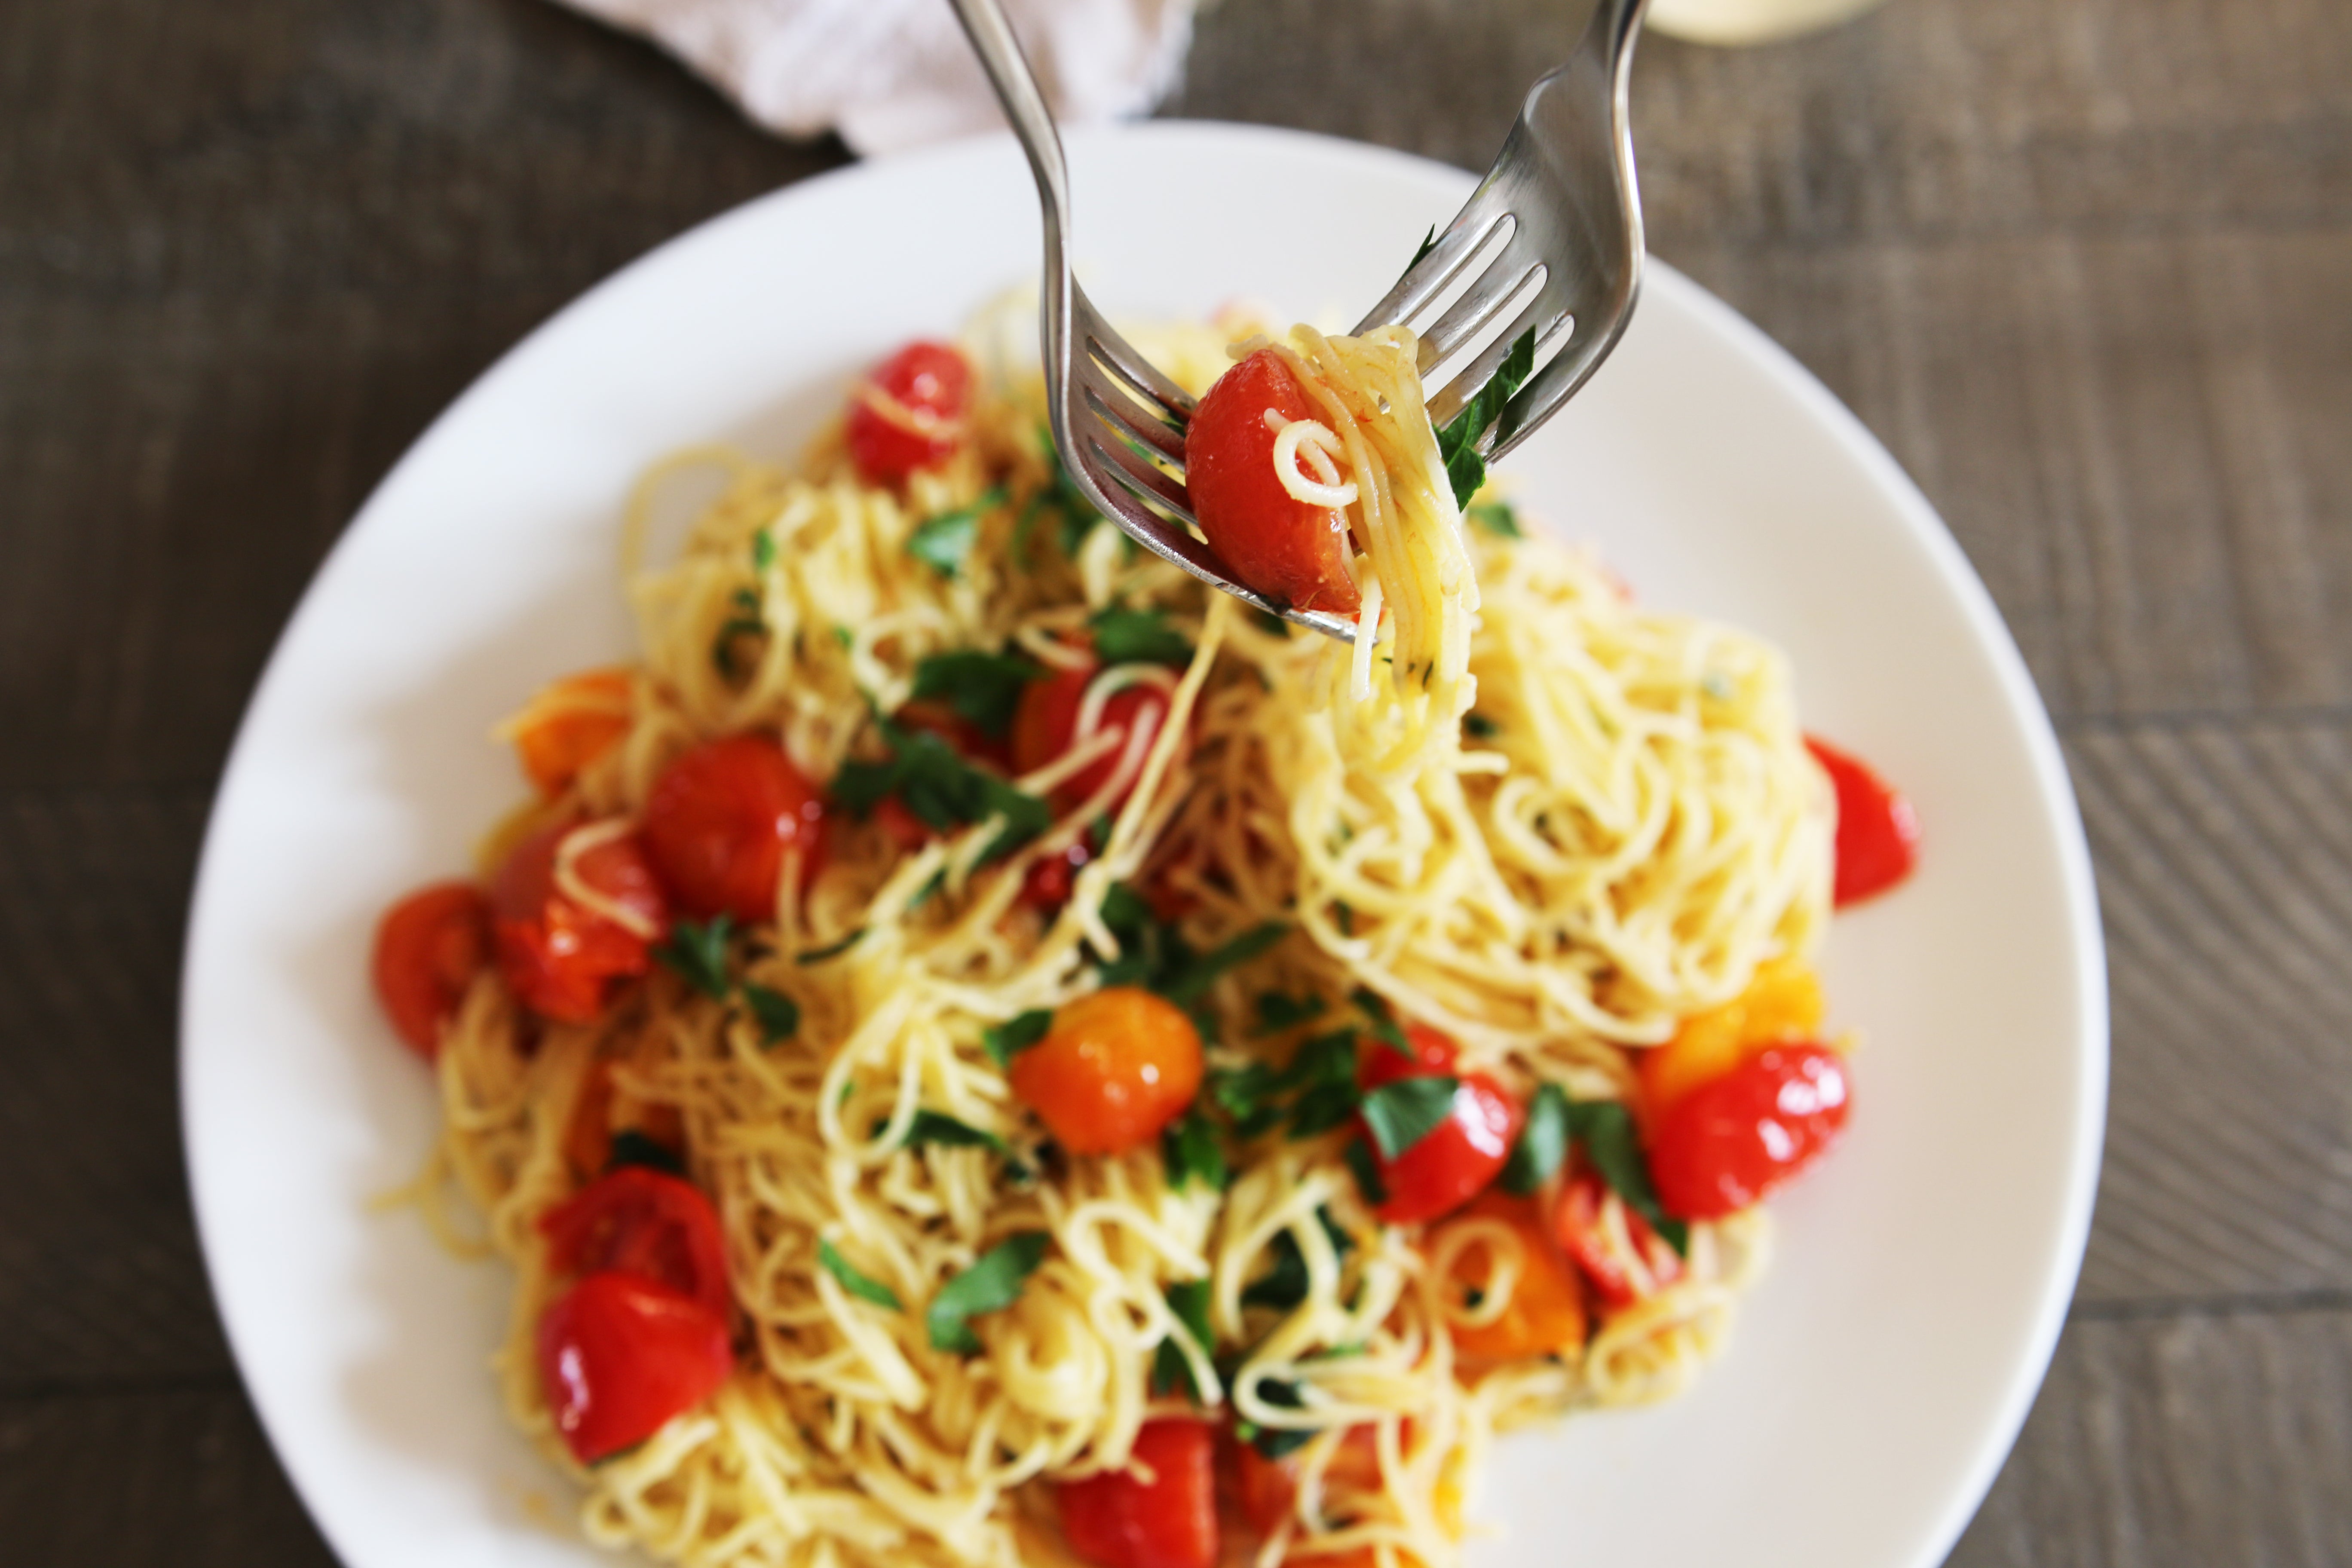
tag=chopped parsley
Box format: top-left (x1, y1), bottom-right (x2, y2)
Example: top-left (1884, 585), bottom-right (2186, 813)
top-left (1240, 1207), bottom-right (1354, 1314)
top-left (795, 928), bottom-right (866, 965)
top-left (1358, 1075), bottom-right (1460, 1160)
top-left (927, 1231), bottom-right (1051, 1354)
top-left (1152, 1279), bottom-right (1216, 1402)
top-left (1466, 499), bottom-right (1523, 538)
top-left (1252, 990), bottom-right (1326, 1036)
top-left (982, 1010), bottom-right (1052, 1068)
top-left (742, 983), bottom-right (801, 1046)
top-left (1501, 1081), bottom-right (1569, 1194)
top-left (908, 648), bottom-right (1041, 739)
top-left (906, 486), bottom-right (1006, 577)
top-left (833, 716), bottom-right (1051, 858)
top-left (1434, 328), bottom-right (1537, 508)
top-left (604, 1129), bottom-right (687, 1178)
top-left (654, 916), bottom-right (735, 1001)
top-left (1161, 1105), bottom-right (1229, 1192)
top-left (817, 1238), bottom-right (902, 1311)
top-left (1087, 603), bottom-right (1193, 668)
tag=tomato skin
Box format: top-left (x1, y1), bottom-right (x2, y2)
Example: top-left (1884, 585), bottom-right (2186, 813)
top-left (1356, 1025), bottom-right (1520, 1225)
top-left (1549, 1171), bottom-right (1683, 1310)
top-left (536, 1272), bottom-right (732, 1464)
top-left (895, 698), bottom-right (1011, 772)
top-left (1059, 1418), bottom-right (1218, 1568)
top-left (1439, 1192), bottom-right (1588, 1360)
top-left (1806, 735), bottom-right (1920, 906)
top-left (642, 735), bottom-right (827, 925)
top-left (1011, 988), bottom-right (1204, 1156)
top-left (491, 822), bottom-right (668, 1025)
top-left (371, 881), bottom-right (492, 1058)
top-left (1648, 1044), bottom-right (1852, 1220)
top-left (1637, 959), bottom-right (1824, 1127)
top-left (1185, 349), bottom-right (1360, 616)
top-left (846, 341), bottom-right (971, 487)
top-left (542, 1166), bottom-right (732, 1321)
top-left (1010, 658), bottom-right (1171, 815)
top-left (561, 1057), bottom-right (685, 1184)
top-left (1019, 838), bottom-right (1095, 909)
top-left (510, 667), bottom-right (634, 797)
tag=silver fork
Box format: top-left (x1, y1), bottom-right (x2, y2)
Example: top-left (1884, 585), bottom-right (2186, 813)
top-left (948, 0), bottom-right (1649, 644)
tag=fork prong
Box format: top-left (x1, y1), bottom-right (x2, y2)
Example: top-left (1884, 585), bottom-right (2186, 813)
top-left (1076, 294), bottom-right (1197, 416)
top-left (1418, 248), bottom-right (1547, 370)
top-left (1081, 407), bottom-right (1197, 522)
top-left (1078, 359), bottom-right (1187, 462)
top-left (1351, 198), bottom-right (1510, 341)
top-left (1424, 282), bottom-right (1574, 432)
top-left (1485, 284), bottom-right (1637, 463)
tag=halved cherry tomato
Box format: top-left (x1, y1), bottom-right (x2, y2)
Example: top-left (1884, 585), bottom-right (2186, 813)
top-left (507, 667), bottom-right (633, 797)
top-left (1806, 735), bottom-right (1920, 906)
top-left (542, 1165), bottom-right (731, 1320)
top-left (1059, 1417), bottom-right (1217, 1568)
top-left (536, 1272), bottom-right (732, 1464)
top-left (1438, 1192), bottom-right (1588, 1360)
top-left (1010, 657), bottom-right (1172, 815)
top-left (371, 881), bottom-right (492, 1058)
top-left (1637, 958), bottom-right (1824, 1127)
top-left (846, 341), bottom-right (971, 487)
top-left (1185, 349), bottom-right (1360, 616)
top-left (1010, 987), bottom-right (1203, 1156)
top-left (1648, 1044), bottom-right (1852, 1220)
top-left (1231, 1422), bottom-right (1462, 1553)
top-left (491, 821), bottom-right (668, 1025)
top-left (1549, 1171), bottom-right (1683, 1310)
top-left (642, 735), bottom-right (827, 925)
top-left (1355, 1025), bottom-right (1519, 1225)
top-left (561, 1057), bottom-right (686, 1184)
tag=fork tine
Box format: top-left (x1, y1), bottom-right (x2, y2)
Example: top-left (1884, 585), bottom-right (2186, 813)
top-left (1077, 294), bottom-right (1196, 415)
top-left (1424, 282), bottom-right (1574, 432)
top-left (1485, 282), bottom-right (1638, 463)
top-left (1081, 405), bottom-right (1197, 521)
top-left (1078, 359), bottom-right (1187, 462)
top-left (1351, 198), bottom-right (1510, 341)
top-left (1417, 248), bottom-right (1547, 370)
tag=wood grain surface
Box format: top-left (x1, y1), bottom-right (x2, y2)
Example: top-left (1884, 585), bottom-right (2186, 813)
top-left (3, 0), bottom-right (2347, 1560)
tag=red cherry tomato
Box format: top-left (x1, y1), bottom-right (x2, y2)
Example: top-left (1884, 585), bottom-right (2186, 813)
top-left (541, 1166), bottom-right (732, 1321)
top-left (536, 1272), bottom-right (732, 1464)
top-left (1648, 1044), bottom-right (1852, 1220)
top-left (371, 881), bottom-right (492, 1058)
top-left (491, 821), bottom-right (668, 1025)
top-left (1355, 1025), bottom-right (1520, 1225)
top-left (1019, 837), bottom-right (1095, 909)
top-left (1185, 349), bottom-right (1361, 616)
top-left (1806, 735), bottom-right (1920, 906)
top-left (1010, 658), bottom-right (1172, 815)
top-left (1549, 1171), bottom-right (1684, 1310)
top-left (642, 735), bottom-right (827, 925)
top-left (846, 341), bottom-right (971, 487)
top-left (895, 698), bottom-right (1011, 772)
top-left (1059, 1417), bottom-right (1218, 1568)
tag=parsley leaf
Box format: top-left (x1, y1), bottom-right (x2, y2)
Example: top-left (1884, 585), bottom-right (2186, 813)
top-left (909, 649), bottom-right (1041, 739)
top-left (795, 928), bottom-right (865, 965)
top-left (818, 1238), bottom-right (903, 1311)
top-left (1463, 711), bottom-right (1501, 741)
top-left (655, 916), bottom-right (734, 1001)
top-left (907, 487), bottom-right (1005, 577)
top-left (743, 983), bottom-right (800, 1046)
top-left (1240, 1377), bottom-right (1315, 1458)
top-left (605, 1129), bottom-right (686, 1178)
top-left (1501, 1082), bottom-right (1569, 1194)
top-left (1434, 328), bottom-right (1538, 508)
top-left (927, 1231), bottom-right (1051, 1354)
top-left (904, 1109), bottom-right (1008, 1155)
top-left (1152, 1279), bottom-right (1216, 1401)
top-left (1569, 1098), bottom-right (1690, 1256)
top-left (1341, 1136), bottom-right (1388, 1207)
top-left (1253, 991), bottom-right (1326, 1035)
top-left (1088, 604), bottom-right (1193, 668)
top-left (752, 528), bottom-right (776, 574)
top-left (1241, 1208), bottom-right (1353, 1314)
top-left (833, 718), bottom-right (1050, 858)
top-left (982, 1011), bottom-right (1052, 1068)
top-left (1467, 499), bottom-right (1523, 538)
top-left (1160, 922), bottom-right (1287, 1006)
top-left (1161, 1105), bottom-right (1229, 1192)
top-left (1351, 987), bottom-right (1414, 1060)
top-left (1409, 224), bottom-right (1439, 269)
top-left (1359, 1076), bottom-right (1461, 1160)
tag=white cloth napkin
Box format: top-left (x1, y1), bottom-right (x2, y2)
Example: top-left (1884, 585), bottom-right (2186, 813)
top-left (558, 0), bottom-right (1199, 156)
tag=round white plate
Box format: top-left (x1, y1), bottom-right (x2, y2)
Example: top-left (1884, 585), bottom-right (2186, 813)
top-left (182, 122), bottom-right (2105, 1568)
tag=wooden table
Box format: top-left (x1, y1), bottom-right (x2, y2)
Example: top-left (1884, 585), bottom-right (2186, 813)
top-left (3, 0), bottom-right (2347, 1559)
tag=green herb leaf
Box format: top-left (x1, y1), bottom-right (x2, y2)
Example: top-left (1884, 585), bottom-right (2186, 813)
top-left (1152, 1279), bottom-right (1216, 1401)
top-left (1568, 1097), bottom-right (1689, 1256)
top-left (743, 984), bottom-right (800, 1046)
top-left (1283, 1030), bottom-right (1366, 1139)
top-left (833, 718), bottom-right (1052, 860)
top-left (1253, 991), bottom-right (1326, 1036)
top-left (905, 1109), bottom-right (1007, 1155)
top-left (1161, 1105), bottom-right (1229, 1192)
top-left (909, 649), bottom-right (1042, 739)
top-left (1241, 1209), bottom-right (1353, 1314)
top-left (752, 529), bottom-right (776, 573)
top-left (1160, 922), bottom-right (1287, 1006)
top-left (1351, 987), bottom-right (1414, 1060)
top-left (1340, 1136), bottom-right (1388, 1207)
top-left (1467, 500), bottom-right (1523, 538)
top-left (795, 928), bottom-right (865, 965)
top-left (605, 1129), bottom-right (687, 1178)
top-left (818, 1238), bottom-right (903, 1311)
top-left (928, 1231), bottom-right (1051, 1354)
top-left (655, 916), bottom-right (734, 1001)
top-left (1088, 604), bottom-right (1193, 668)
top-left (983, 1010), bottom-right (1053, 1068)
top-left (1359, 1075), bottom-right (1460, 1161)
top-left (1501, 1082), bottom-right (1569, 1195)
top-left (1464, 711), bottom-right (1501, 741)
top-left (1409, 224), bottom-right (1439, 269)
top-left (1434, 328), bottom-right (1538, 508)
top-left (907, 487), bottom-right (1005, 578)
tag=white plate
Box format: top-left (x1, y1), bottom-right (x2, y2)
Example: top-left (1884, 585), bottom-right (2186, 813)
top-left (181, 122), bottom-right (2105, 1568)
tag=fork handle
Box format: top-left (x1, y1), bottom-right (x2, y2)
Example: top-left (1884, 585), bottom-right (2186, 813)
top-left (947, 0), bottom-right (1074, 257)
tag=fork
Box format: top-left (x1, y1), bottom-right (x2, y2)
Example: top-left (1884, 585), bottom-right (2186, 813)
top-left (948, 0), bottom-right (1650, 644)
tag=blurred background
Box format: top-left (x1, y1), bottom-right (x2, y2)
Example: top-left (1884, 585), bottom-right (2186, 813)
top-left (3, 0), bottom-right (2349, 1561)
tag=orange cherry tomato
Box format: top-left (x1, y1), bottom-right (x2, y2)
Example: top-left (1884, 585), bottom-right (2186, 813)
top-left (1637, 959), bottom-right (1824, 1127)
top-left (1649, 1044), bottom-right (1851, 1220)
top-left (371, 881), bottom-right (492, 1058)
top-left (641, 735), bottom-right (827, 925)
top-left (1355, 1025), bottom-right (1519, 1225)
top-left (1010, 987), bottom-right (1204, 1156)
top-left (542, 1165), bottom-right (731, 1321)
top-left (1010, 656), bottom-right (1172, 816)
top-left (1549, 1171), bottom-right (1684, 1310)
top-left (846, 341), bottom-right (971, 487)
top-left (1439, 1193), bottom-right (1588, 1361)
top-left (1806, 735), bottom-right (1920, 906)
top-left (1185, 349), bottom-right (1360, 616)
top-left (1231, 1423), bottom-right (1461, 1558)
top-left (507, 667), bottom-right (633, 797)
top-left (490, 820), bottom-right (668, 1025)
top-left (536, 1272), bottom-right (732, 1464)
top-left (1059, 1417), bottom-right (1218, 1568)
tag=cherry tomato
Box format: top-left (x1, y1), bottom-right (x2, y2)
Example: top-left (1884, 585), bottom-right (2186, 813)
top-left (508, 667), bottom-right (633, 797)
top-left (1185, 349), bottom-right (1360, 616)
top-left (371, 881), bottom-right (492, 1058)
top-left (542, 1165), bottom-right (731, 1320)
top-left (1019, 838), bottom-right (1096, 909)
top-left (1806, 735), bottom-right (1920, 906)
top-left (1010, 658), bottom-right (1172, 815)
top-left (1059, 1417), bottom-right (1218, 1568)
top-left (846, 341), bottom-right (971, 487)
top-left (1355, 1025), bottom-right (1519, 1225)
top-left (491, 821), bottom-right (668, 1025)
top-left (895, 698), bottom-right (1011, 771)
top-left (1438, 1192), bottom-right (1588, 1360)
top-left (1231, 1422), bottom-right (1461, 1549)
top-left (536, 1271), bottom-right (732, 1464)
top-left (1549, 1171), bottom-right (1684, 1310)
top-left (561, 1057), bottom-right (686, 1184)
top-left (1648, 1044), bottom-right (1852, 1220)
top-left (1637, 959), bottom-right (1824, 1127)
top-left (642, 735), bottom-right (827, 925)
top-left (1011, 987), bottom-right (1204, 1156)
